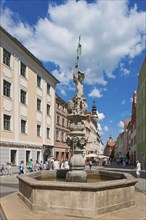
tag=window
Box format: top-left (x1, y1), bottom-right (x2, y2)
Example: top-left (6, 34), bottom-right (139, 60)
top-left (4, 114), bottom-right (11, 131)
top-left (3, 80), bottom-right (11, 97)
top-left (37, 125), bottom-right (41, 137)
top-left (26, 151), bottom-right (30, 164)
top-left (47, 83), bottom-right (50, 94)
top-left (56, 129), bottom-right (60, 141)
top-left (63, 106), bottom-right (65, 112)
top-left (61, 131), bottom-right (65, 142)
top-left (21, 120), bottom-right (26, 134)
top-left (57, 115), bottom-right (60, 124)
top-left (47, 104), bottom-right (50, 115)
top-left (57, 102), bottom-right (60, 109)
top-left (3, 48), bottom-right (11, 67)
top-left (20, 90), bottom-right (26, 104)
top-left (37, 75), bottom-right (41, 88)
top-left (47, 128), bottom-right (50, 139)
top-left (37, 151), bottom-right (40, 161)
top-left (21, 62), bottom-right (26, 77)
top-left (62, 118), bottom-right (65, 127)
top-left (37, 99), bottom-right (41, 111)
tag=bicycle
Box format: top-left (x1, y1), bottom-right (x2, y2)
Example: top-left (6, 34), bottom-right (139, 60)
top-left (0, 164), bottom-right (9, 175)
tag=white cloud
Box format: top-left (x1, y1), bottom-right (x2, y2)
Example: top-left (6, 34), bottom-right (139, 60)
top-left (130, 97), bottom-right (133, 102)
top-left (120, 63), bottom-right (130, 76)
top-left (60, 88), bottom-right (66, 96)
top-left (117, 121), bottom-right (124, 133)
top-left (97, 123), bottom-right (102, 132)
top-left (1, 0), bottom-right (145, 88)
top-left (121, 99), bottom-right (126, 105)
top-left (88, 88), bottom-right (102, 98)
top-left (117, 121), bottom-right (124, 128)
top-left (104, 126), bottom-right (109, 131)
top-left (97, 111), bottom-right (105, 121)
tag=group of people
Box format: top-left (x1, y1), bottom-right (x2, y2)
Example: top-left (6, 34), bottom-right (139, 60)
top-left (19, 158), bottom-right (142, 179)
top-left (44, 159), bottom-right (69, 170)
top-left (18, 158), bottom-right (69, 175)
top-left (18, 159), bottom-right (42, 175)
top-left (87, 159), bottom-right (142, 178)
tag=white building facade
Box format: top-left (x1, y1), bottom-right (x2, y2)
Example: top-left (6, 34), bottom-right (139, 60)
top-left (0, 27), bottom-right (59, 166)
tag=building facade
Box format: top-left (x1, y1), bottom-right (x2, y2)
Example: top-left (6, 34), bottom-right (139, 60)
top-left (85, 102), bottom-right (104, 156)
top-left (137, 56), bottom-right (146, 169)
top-left (54, 94), bottom-right (70, 161)
top-left (0, 27), bottom-right (59, 166)
top-left (114, 120), bottom-right (130, 161)
top-left (104, 136), bottom-right (115, 158)
top-left (127, 91), bottom-right (137, 165)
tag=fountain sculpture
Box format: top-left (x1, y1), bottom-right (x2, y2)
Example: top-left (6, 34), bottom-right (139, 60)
top-left (66, 61), bottom-right (88, 182)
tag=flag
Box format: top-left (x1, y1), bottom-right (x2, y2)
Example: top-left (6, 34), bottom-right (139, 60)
top-left (77, 35), bottom-right (82, 60)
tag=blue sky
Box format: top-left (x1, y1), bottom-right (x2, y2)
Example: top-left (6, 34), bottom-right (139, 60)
top-left (1, 0), bottom-right (146, 145)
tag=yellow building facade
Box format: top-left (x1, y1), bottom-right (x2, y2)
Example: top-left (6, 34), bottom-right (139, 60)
top-left (0, 27), bottom-right (59, 166)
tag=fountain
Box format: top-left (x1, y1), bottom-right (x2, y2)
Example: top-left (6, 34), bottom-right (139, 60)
top-left (17, 38), bottom-right (138, 219)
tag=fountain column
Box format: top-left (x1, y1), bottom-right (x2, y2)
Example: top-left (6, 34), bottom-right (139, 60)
top-left (66, 62), bottom-right (88, 182)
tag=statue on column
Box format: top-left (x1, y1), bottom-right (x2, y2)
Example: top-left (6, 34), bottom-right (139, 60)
top-left (73, 63), bottom-right (85, 97)
top-left (67, 36), bottom-right (88, 116)
top-left (66, 36), bottom-right (88, 182)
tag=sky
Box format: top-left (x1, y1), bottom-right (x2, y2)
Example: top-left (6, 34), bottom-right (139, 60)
top-left (1, 0), bottom-right (146, 145)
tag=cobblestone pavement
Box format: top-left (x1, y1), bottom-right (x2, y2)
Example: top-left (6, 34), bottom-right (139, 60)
top-left (0, 174), bottom-right (19, 198)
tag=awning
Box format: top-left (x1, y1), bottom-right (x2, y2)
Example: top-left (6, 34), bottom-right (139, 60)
top-left (85, 153), bottom-right (98, 158)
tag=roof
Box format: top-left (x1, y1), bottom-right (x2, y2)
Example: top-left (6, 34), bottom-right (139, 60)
top-left (107, 141), bottom-right (116, 147)
top-left (0, 26), bottom-right (60, 84)
top-left (123, 119), bottom-right (131, 127)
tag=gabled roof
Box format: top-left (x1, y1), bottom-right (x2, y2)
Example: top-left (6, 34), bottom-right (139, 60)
top-left (0, 26), bottom-right (60, 84)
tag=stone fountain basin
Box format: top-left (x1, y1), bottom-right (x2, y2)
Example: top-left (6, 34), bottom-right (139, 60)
top-left (17, 170), bottom-right (137, 219)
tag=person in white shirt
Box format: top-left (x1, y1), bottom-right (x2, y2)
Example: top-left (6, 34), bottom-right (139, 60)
top-left (136, 160), bottom-right (141, 178)
top-left (54, 160), bottom-right (59, 170)
top-left (64, 160), bottom-right (69, 169)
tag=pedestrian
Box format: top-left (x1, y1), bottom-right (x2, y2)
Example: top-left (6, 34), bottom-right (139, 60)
top-left (34, 160), bottom-right (40, 171)
top-left (136, 160), bottom-right (141, 178)
top-left (64, 160), bottom-right (69, 169)
top-left (54, 160), bottom-right (59, 170)
top-left (18, 160), bottom-right (24, 175)
top-left (89, 160), bottom-right (92, 170)
top-left (40, 160), bottom-right (43, 170)
top-left (61, 161), bottom-right (64, 169)
top-left (47, 160), bottom-right (51, 170)
top-left (29, 159), bottom-right (33, 172)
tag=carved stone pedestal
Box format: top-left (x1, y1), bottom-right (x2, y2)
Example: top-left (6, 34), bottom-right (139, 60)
top-left (66, 170), bottom-right (87, 182)
top-left (66, 150), bottom-right (87, 182)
